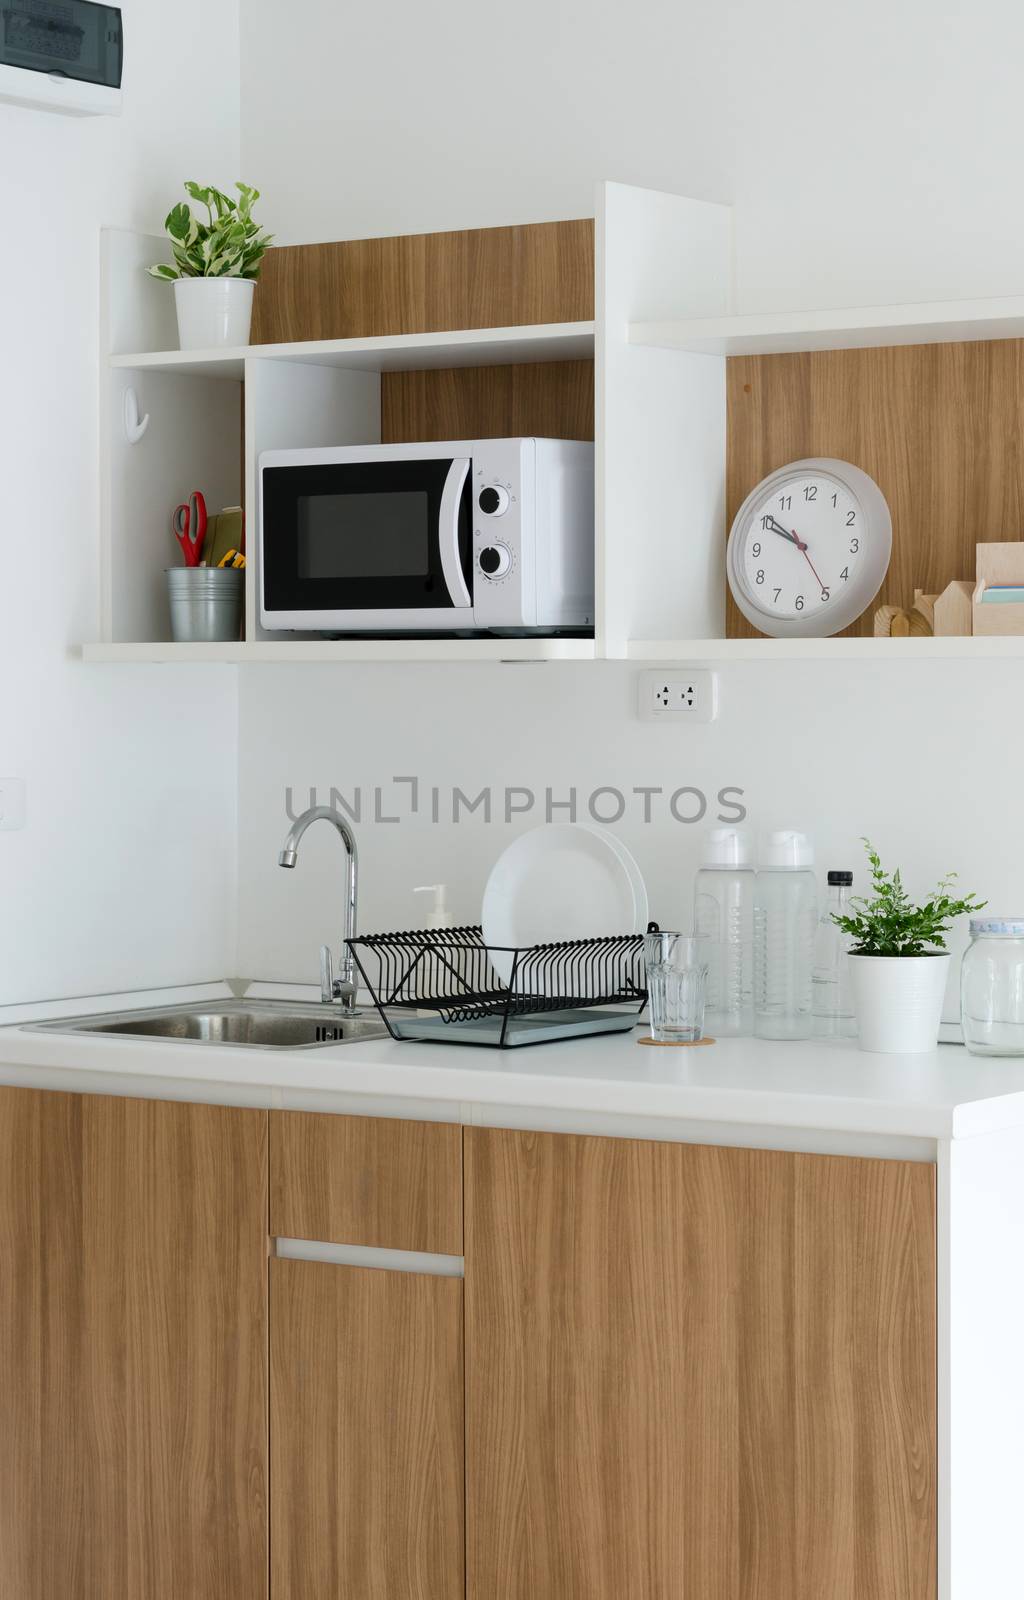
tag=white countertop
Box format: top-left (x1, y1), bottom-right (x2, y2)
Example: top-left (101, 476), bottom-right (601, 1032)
top-left (2, 984), bottom-right (1024, 1147)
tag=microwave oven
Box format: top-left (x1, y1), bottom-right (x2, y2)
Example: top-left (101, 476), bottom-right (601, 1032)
top-left (258, 437), bottom-right (594, 635)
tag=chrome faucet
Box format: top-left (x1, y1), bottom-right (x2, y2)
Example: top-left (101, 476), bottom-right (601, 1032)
top-left (278, 806), bottom-right (359, 1012)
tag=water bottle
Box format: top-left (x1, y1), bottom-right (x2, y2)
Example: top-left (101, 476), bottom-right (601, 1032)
top-left (693, 828), bottom-right (755, 1036)
top-left (812, 870), bottom-right (857, 1038)
top-left (754, 831), bottom-right (818, 1040)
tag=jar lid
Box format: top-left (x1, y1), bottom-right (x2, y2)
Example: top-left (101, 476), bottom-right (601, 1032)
top-left (827, 870), bottom-right (853, 886)
top-left (760, 830), bottom-right (814, 868)
top-left (702, 827), bottom-right (753, 867)
top-left (970, 917), bottom-right (1024, 936)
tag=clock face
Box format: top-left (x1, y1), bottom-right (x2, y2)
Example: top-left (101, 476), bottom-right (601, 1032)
top-left (727, 459), bottom-right (892, 638)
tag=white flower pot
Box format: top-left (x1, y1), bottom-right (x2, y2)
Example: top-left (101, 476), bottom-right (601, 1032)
top-left (174, 277), bottom-right (255, 351)
top-left (849, 953), bottom-right (951, 1054)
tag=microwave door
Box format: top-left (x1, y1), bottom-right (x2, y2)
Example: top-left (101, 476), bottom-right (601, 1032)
top-left (439, 457), bottom-right (471, 607)
top-left (260, 455), bottom-right (474, 630)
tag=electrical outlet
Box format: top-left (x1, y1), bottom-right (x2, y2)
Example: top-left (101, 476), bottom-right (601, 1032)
top-left (637, 670), bottom-right (717, 723)
top-left (0, 778), bottom-right (25, 830)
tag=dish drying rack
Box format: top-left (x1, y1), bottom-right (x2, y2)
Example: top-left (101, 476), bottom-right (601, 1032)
top-left (347, 927), bottom-right (648, 1048)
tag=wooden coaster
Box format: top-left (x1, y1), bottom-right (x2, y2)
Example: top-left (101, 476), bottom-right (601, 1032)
top-left (637, 1035), bottom-right (716, 1048)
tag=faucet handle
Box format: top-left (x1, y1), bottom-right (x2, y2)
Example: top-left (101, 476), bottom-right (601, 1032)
top-left (319, 945), bottom-right (335, 1006)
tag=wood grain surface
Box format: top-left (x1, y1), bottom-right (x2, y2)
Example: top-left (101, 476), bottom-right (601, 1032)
top-left (271, 1110), bottom-right (463, 1254)
top-left (727, 338), bottom-right (1024, 636)
top-left (251, 219), bottom-right (594, 343)
top-left (270, 1258), bottom-right (464, 1600)
top-left (465, 1127), bottom-right (936, 1600)
top-left (381, 359), bottom-right (594, 444)
top-left (0, 1087), bottom-right (268, 1600)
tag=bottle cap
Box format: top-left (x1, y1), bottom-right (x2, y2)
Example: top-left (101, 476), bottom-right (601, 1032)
top-left (827, 870), bottom-right (853, 886)
top-left (760, 830), bottom-right (815, 868)
top-left (414, 883), bottom-right (454, 929)
top-left (702, 827), bottom-right (753, 868)
top-left (970, 916), bottom-right (1024, 936)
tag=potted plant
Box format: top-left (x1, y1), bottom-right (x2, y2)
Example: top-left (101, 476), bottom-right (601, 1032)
top-left (834, 840), bottom-right (985, 1054)
top-left (148, 182), bottom-right (273, 351)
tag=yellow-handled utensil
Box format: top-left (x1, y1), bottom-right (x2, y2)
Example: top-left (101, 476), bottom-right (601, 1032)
top-left (217, 549), bottom-right (246, 569)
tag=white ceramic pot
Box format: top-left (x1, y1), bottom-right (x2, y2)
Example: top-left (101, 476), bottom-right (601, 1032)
top-left (174, 277), bottom-right (255, 351)
top-left (849, 952), bottom-right (951, 1054)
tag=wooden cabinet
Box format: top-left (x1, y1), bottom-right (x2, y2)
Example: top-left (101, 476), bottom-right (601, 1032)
top-left (269, 1111), bottom-right (465, 1599)
top-left (464, 1127), bottom-right (937, 1600)
top-left (271, 1109), bottom-right (462, 1252)
top-left (0, 1086), bottom-right (268, 1600)
top-left (270, 1258), bottom-right (464, 1599)
top-left (0, 1087), bottom-right (938, 1600)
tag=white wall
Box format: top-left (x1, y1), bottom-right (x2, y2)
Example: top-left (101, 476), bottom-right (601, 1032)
top-left (0, 0), bottom-right (241, 1004)
top-left (236, 660), bottom-right (1024, 1018)
top-left (233, 0), bottom-right (1024, 1018)
top-left (240, 0), bottom-right (1024, 310)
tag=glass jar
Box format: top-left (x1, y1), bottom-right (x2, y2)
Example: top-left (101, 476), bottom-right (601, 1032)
top-left (960, 918), bottom-right (1024, 1056)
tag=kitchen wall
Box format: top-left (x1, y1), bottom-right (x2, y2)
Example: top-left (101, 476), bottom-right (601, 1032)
top-left (0, 0), bottom-right (241, 1005)
top-left (235, 0), bottom-right (1024, 1012)
top-left (240, 0), bottom-right (1024, 310)
top-left (237, 659), bottom-right (1024, 1014)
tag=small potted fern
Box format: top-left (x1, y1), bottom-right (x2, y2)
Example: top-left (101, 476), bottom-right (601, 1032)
top-left (835, 840), bottom-right (985, 1054)
top-left (148, 182), bottom-right (273, 351)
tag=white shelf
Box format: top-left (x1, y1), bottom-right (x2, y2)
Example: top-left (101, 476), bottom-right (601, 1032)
top-left (630, 295), bottom-right (1024, 358)
top-left (110, 321), bottom-right (596, 380)
top-left (628, 635), bottom-right (1024, 661)
top-left (82, 638), bottom-right (597, 665)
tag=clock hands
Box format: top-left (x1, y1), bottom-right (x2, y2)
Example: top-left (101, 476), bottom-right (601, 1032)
top-left (763, 515), bottom-right (827, 593)
top-left (764, 515), bottom-right (807, 551)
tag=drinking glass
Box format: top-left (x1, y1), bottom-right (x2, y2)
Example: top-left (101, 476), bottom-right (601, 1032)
top-left (644, 932), bottom-right (709, 1043)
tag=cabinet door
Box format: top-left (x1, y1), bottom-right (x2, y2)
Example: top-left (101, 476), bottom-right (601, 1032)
top-left (270, 1257), bottom-right (464, 1599)
top-left (465, 1128), bottom-right (936, 1600)
top-left (0, 1087), bottom-right (268, 1600)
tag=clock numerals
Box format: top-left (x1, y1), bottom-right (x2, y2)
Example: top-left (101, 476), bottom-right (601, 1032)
top-left (773, 588), bottom-right (781, 603)
top-left (779, 494), bottom-right (792, 510)
top-left (803, 485), bottom-right (817, 501)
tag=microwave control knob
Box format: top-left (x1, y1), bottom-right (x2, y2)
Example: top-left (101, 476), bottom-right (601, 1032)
top-left (479, 544), bottom-right (512, 578)
top-left (478, 484), bottom-right (510, 516)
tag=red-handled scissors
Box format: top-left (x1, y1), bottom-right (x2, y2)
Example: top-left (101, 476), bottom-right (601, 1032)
top-left (172, 490), bottom-right (208, 567)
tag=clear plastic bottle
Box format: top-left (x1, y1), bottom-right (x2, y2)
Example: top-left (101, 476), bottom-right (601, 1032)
top-left (961, 917), bottom-right (1024, 1055)
top-left (812, 870), bottom-right (857, 1038)
top-left (693, 828), bottom-right (755, 1036)
top-left (754, 831), bottom-right (818, 1040)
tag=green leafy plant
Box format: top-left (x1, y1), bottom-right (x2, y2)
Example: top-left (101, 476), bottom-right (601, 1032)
top-left (833, 839), bottom-right (986, 957)
top-left (148, 182), bottom-right (272, 281)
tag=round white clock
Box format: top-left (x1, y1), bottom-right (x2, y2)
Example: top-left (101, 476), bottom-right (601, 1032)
top-left (726, 458), bottom-right (892, 638)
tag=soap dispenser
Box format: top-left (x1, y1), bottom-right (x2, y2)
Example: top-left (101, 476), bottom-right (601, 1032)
top-left (414, 883), bottom-right (454, 931)
top-left (413, 883), bottom-right (456, 1006)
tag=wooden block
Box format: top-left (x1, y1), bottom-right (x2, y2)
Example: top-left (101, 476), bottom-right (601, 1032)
top-left (890, 610), bottom-right (912, 636)
top-left (933, 579), bottom-right (973, 637)
top-left (973, 542), bottom-right (1024, 635)
top-left (912, 589), bottom-right (938, 630)
top-left (874, 604), bottom-right (903, 636)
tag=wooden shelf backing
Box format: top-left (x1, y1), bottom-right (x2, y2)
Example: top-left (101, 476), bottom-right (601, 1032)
top-left (631, 295), bottom-right (1024, 357)
top-left (82, 639), bottom-right (597, 665)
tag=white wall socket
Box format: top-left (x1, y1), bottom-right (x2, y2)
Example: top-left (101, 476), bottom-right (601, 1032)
top-left (637, 670), bottom-right (718, 723)
top-left (0, 778), bottom-right (25, 830)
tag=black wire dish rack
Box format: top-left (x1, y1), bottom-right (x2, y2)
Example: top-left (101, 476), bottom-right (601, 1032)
top-left (347, 926), bottom-right (648, 1048)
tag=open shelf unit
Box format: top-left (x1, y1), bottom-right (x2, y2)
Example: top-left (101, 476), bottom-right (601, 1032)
top-left (93, 191), bottom-right (1024, 664)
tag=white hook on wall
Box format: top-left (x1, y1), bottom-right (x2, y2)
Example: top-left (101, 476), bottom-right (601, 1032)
top-left (123, 387), bottom-right (150, 445)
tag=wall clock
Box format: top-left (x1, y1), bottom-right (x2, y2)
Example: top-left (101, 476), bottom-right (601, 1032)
top-left (726, 458), bottom-right (892, 638)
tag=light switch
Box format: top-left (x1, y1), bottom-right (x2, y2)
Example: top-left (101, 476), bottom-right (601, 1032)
top-left (0, 779), bottom-right (26, 830)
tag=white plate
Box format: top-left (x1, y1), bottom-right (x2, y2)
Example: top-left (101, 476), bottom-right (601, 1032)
top-left (482, 823), bottom-right (649, 986)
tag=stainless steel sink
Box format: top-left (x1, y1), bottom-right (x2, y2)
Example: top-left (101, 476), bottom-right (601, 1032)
top-left (28, 999), bottom-right (388, 1051)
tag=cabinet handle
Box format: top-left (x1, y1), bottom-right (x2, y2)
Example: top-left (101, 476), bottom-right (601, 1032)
top-left (274, 1237), bottom-right (464, 1278)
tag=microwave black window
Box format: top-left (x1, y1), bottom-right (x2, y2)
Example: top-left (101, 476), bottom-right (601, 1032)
top-left (1, 1), bottom-right (123, 87)
top-left (297, 491), bottom-right (430, 580)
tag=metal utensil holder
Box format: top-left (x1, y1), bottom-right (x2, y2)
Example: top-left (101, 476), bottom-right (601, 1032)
top-left (348, 926), bottom-right (647, 1048)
